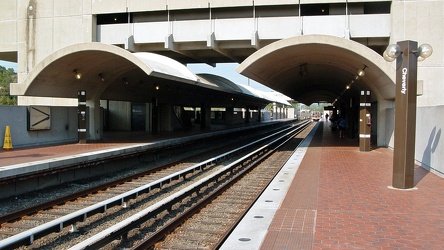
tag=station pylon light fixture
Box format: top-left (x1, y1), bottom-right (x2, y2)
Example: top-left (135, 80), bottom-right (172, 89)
top-left (383, 41), bottom-right (433, 189)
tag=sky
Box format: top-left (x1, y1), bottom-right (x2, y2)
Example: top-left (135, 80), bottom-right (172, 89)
top-left (0, 60), bottom-right (17, 72)
top-left (0, 60), bottom-right (273, 92)
top-left (187, 63), bottom-right (273, 92)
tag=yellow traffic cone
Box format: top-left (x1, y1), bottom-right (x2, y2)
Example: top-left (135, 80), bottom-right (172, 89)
top-left (3, 125), bottom-right (13, 150)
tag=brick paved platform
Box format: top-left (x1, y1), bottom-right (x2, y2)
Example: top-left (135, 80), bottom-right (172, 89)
top-left (260, 121), bottom-right (444, 249)
top-left (0, 121), bottom-right (280, 174)
top-left (0, 124), bottom-right (242, 167)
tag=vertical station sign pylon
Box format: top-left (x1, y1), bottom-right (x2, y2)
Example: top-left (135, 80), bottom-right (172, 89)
top-left (359, 91), bottom-right (371, 151)
top-left (392, 41), bottom-right (418, 189)
top-left (78, 90), bottom-right (87, 144)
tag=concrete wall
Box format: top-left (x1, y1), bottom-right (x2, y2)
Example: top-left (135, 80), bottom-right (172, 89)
top-left (98, 14), bottom-right (390, 45)
top-left (0, 0), bottom-right (390, 86)
top-left (108, 101), bottom-right (131, 131)
top-left (391, 1), bottom-right (444, 108)
top-left (384, 105), bottom-right (444, 177)
top-left (0, 106), bottom-right (78, 148)
top-left (90, 0), bottom-right (389, 14)
top-left (416, 106), bottom-right (444, 176)
top-left (389, 0), bottom-right (444, 174)
top-left (0, 0), bottom-right (95, 84)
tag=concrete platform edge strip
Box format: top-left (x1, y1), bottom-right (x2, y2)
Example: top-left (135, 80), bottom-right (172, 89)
top-left (0, 122), bottom-right (283, 179)
top-left (219, 123), bottom-right (320, 250)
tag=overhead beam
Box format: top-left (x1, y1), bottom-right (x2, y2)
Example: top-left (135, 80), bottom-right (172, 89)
top-left (207, 32), bottom-right (240, 63)
top-left (165, 34), bottom-right (216, 67)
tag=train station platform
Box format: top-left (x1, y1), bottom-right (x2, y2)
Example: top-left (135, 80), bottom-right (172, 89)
top-left (0, 121), bottom-right (280, 180)
top-left (221, 120), bottom-right (444, 249)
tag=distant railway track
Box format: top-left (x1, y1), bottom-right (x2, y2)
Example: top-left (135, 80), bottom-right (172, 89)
top-left (0, 120), bottom-right (312, 249)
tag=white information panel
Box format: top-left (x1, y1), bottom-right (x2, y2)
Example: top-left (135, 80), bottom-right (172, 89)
top-left (28, 106), bottom-right (51, 130)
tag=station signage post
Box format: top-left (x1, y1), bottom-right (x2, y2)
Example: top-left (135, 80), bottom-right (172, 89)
top-left (359, 91), bottom-right (371, 152)
top-left (392, 41), bottom-right (418, 189)
top-left (78, 90), bottom-right (86, 144)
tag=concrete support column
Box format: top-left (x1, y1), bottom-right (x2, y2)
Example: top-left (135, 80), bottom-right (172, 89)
top-left (145, 103), bottom-right (152, 132)
top-left (151, 98), bottom-right (159, 135)
top-left (345, 99), bottom-right (354, 139)
top-left (331, 107), bottom-right (338, 130)
top-left (160, 104), bottom-right (173, 131)
top-left (200, 105), bottom-right (211, 129)
top-left (377, 99), bottom-right (394, 147)
top-left (85, 97), bottom-right (102, 141)
top-left (359, 91), bottom-right (371, 151)
top-left (273, 103), bottom-right (276, 120)
top-left (225, 107), bottom-right (234, 125)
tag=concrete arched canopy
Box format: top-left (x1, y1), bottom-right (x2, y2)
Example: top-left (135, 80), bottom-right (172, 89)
top-left (196, 73), bottom-right (290, 106)
top-left (12, 43), bottom-right (270, 108)
top-left (237, 35), bottom-right (396, 106)
top-left (11, 42), bottom-right (275, 141)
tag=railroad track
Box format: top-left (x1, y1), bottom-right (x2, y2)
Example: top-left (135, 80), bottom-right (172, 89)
top-left (140, 121), bottom-right (314, 250)
top-left (0, 122), bottom-right (291, 220)
top-left (0, 121), bottom-right (312, 249)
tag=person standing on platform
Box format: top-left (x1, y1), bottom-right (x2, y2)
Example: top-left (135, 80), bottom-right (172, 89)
top-left (337, 116), bottom-right (347, 138)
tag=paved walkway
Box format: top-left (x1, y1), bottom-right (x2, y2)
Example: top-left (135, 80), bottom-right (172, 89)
top-left (0, 121), bottom-right (277, 167)
top-left (0, 125), bottom-right (238, 167)
top-left (2, 121), bottom-right (443, 249)
top-left (261, 121), bottom-right (444, 249)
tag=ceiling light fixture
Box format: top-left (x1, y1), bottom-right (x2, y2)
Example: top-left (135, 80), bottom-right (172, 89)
top-left (332, 65), bottom-right (367, 106)
top-left (73, 69), bottom-right (82, 80)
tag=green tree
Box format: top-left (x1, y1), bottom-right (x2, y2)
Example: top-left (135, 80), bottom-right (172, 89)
top-left (264, 102), bottom-right (274, 112)
top-left (0, 66), bottom-right (17, 105)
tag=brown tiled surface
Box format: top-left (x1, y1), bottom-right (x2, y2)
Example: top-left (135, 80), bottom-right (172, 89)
top-left (0, 130), bottom-right (189, 167)
top-left (2, 121), bottom-right (444, 249)
top-left (0, 124), bottom-right (233, 167)
top-left (0, 123), bottom-right (257, 167)
top-left (261, 121), bottom-right (444, 249)
top-left (0, 142), bottom-right (127, 167)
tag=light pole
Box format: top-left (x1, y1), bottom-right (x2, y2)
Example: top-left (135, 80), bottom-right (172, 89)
top-left (383, 40), bottom-right (433, 189)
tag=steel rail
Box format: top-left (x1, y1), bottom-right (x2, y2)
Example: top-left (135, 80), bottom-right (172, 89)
top-left (133, 120), bottom-right (312, 250)
top-left (0, 121), bottom-right (289, 225)
top-left (0, 121), bottom-right (290, 184)
top-left (0, 121), bottom-right (309, 249)
top-left (69, 121), bottom-right (311, 249)
top-left (213, 120), bottom-right (312, 249)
